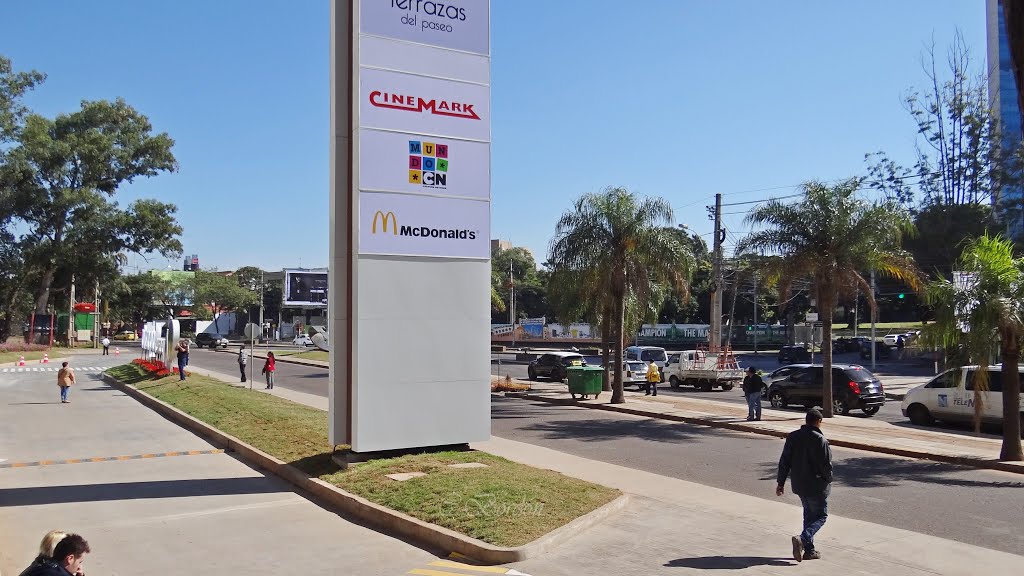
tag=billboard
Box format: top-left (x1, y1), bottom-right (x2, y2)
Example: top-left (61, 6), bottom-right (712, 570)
top-left (359, 0), bottom-right (490, 55)
top-left (284, 270), bottom-right (329, 306)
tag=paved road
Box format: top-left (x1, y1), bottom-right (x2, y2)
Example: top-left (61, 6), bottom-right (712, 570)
top-left (490, 396), bottom-right (1024, 555)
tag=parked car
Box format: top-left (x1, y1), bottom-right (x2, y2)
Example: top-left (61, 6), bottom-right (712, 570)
top-left (195, 332), bottom-right (229, 349)
top-left (528, 352), bottom-right (586, 382)
top-left (292, 334), bottom-right (314, 347)
top-left (623, 360), bottom-right (650, 389)
top-left (766, 364), bottom-right (886, 416)
top-left (833, 336), bottom-right (869, 353)
top-left (777, 345), bottom-right (811, 364)
top-left (859, 340), bottom-right (891, 360)
top-left (901, 366), bottom-right (1024, 434)
top-left (112, 330), bottom-right (137, 341)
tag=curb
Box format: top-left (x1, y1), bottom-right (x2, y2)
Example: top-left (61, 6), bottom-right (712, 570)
top-left (215, 347), bottom-right (329, 369)
top-left (101, 373), bottom-right (628, 564)
top-left (519, 393), bottom-right (1024, 476)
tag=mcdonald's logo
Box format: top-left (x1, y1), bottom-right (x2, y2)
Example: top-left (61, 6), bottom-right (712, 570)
top-left (372, 210), bottom-right (398, 234)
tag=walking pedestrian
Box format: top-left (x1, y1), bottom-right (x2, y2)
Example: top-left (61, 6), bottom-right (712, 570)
top-left (238, 345), bottom-right (248, 382)
top-left (57, 362), bottom-right (75, 404)
top-left (896, 335), bottom-right (905, 360)
top-left (742, 366), bottom-right (763, 421)
top-left (17, 530), bottom-right (67, 576)
top-left (23, 533), bottom-right (89, 576)
top-left (175, 339), bottom-right (189, 381)
top-left (100, 336), bottom-right (110, 356)
top-left (262, 351), bottom-right (276, 389)
top-left (644, 359), bottom-right (660, 396)
top-left (776, 408), bottom-right (833, 562)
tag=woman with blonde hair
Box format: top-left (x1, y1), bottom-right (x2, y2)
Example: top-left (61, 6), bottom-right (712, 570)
top-left (18, 530), bottom-right (67, 576)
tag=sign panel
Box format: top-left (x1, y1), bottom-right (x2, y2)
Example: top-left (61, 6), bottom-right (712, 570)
top-left (805, 313), bottom-right (819, 322)
top-left (359, 67), bottom-right (490, 141)
top-left (360, 0), bottom-right (489, 55)
top-left (359, 129), bottom-right (489, 199)
top-left (360, 35), bottom-right (489, 84)
top-left (284, 270), bottom-right (330, 306)
top-left (359, 192), bottom-right (489, 258)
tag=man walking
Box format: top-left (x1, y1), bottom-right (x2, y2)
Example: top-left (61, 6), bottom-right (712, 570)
top-left (56, 362), bottom-right (75, 404)
top-left (742, 366), bottom-right (762, 421)
top-left (238, 345), bottom-right (248, 382)
top-left (100, 335), bottom-right (111, 355)
top-left (645, 359), bottom-right (660, 396)
top-left (776, 408), bottom-right (832, 562)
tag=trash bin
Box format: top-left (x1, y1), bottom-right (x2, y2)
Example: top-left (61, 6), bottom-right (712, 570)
top-left (567, 366), bottom-right (603, 399)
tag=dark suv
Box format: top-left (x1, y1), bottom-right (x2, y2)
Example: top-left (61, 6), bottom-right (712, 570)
top-left (195, 332), bottom-right (229, 349)
top-left (767, 364), bottom-right (885, 416)
top-left (528, 352), bottom-right (586, 382)
top-left (777, 345), bottom-right (811, 364)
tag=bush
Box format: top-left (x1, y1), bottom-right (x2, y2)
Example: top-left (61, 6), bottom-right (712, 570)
top-left (0, 342), bottom-right (50, 353)
top-left (131, 358), bottom-right (190, 378)
top-left (491, 374), bottom-right (530, 392)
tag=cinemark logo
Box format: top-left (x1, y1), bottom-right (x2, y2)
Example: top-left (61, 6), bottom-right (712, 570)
top-left (369, 91), bottom-right (480, 120)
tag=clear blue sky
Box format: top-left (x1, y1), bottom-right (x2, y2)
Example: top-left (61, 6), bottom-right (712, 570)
top-left (3, 0), bottom-right (986, 271)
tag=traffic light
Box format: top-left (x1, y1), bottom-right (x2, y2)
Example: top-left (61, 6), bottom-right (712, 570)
top-left (898, 293), bottom-right (905, 299)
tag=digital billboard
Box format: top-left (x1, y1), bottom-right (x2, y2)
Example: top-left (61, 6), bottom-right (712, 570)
top-left (284, 270), bottom-right (329, 306)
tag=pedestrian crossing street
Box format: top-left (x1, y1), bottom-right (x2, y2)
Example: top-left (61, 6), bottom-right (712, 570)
top-left (1, 366), bottom-right (109, 373)
top-left (406, 558), bottom-right (532, 576)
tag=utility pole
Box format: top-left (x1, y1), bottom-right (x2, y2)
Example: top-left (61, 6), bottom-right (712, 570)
top-left (259, 270), bottom-right (265, 346)
top-left (710, 193), bottom-right (724, 352)
top-left (94, 279), bottom-right (100, 349)
top-left (68, 274), bottom-right (75, 348)
top-left (752, 272), bottom-right (758, 354)
top-left (870, 269), bottom-right (877, 370)
top-left (854, 287), bottom-right (859, 337)
top-left (509, 258), bottom-right (516, 348)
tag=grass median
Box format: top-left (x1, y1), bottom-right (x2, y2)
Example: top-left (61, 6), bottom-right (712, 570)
top-left (0, 350), bottom-right (49, 364)
top-left (105, 364), bottom-right (619, 547)
top-left (291, 350), bottom-right (328, 362)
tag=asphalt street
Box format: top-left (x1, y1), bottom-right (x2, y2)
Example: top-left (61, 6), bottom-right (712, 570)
top-left (491, 396), bottom-right (1024, 555)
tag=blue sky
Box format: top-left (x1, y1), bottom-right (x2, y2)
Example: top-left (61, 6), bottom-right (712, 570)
top-left (2, 0), bottom-right (986, 271)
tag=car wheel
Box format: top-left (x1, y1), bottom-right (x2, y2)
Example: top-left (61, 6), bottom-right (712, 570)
top-left (527, 368), bottom-right (536, 381)
top-left (669, 375), bottom-right (680, 389)
top-left (209, 343), bottom-right (217, 350)
top-left (721, 383), bottom-right (734, 391)
top-left (769, 390), bottom-right (787, 409)
top-left (862, 406), bottom-right (880, 416)
top-left (907, 404), bottom-right (934, 426)
top-left (832, 397), bottom-right (851, 416)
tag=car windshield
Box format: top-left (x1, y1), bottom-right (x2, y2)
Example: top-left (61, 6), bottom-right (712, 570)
top-left (640, 350), bottom-right (667, 362)
top-left (843, 367), bottom-right (875, 382)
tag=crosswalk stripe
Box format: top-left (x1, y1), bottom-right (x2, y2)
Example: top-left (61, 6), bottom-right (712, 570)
top-left (428, 560), bottom-right (509, 574)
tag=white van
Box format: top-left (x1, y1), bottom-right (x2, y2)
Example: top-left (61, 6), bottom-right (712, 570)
top-left (901, 365), bottom-right (1024, 432)
top-left (625, 346), bottom-right (668, 369)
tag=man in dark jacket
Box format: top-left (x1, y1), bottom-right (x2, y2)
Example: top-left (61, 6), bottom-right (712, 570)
top-left (741, 366), bottom-right (763, 421)
top-left (25, 533), bottom-right (89, 576)
top-left (776, 408), bottom-right (832, 562)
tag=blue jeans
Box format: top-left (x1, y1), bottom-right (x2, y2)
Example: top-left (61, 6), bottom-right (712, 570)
top-left (178, 357), bottom-right (187, 380)
top-left (745, 392), bottom-right (761, 420)
top-left (799, 494), bottom-right (829, 551)
top-left (60, 386), bottom-right (69, 402)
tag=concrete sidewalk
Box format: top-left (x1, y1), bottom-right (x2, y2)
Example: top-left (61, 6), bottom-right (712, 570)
top-left (512, 379), bottom-right (1024, 474)
top-left (0, 358), bottom-right (438, 576)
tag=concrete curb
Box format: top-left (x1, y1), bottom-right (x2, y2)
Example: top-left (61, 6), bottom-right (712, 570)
top-left (101, 373), bottom-right (628, 564)
top-left (519, 392), bottom-right (1024, 476)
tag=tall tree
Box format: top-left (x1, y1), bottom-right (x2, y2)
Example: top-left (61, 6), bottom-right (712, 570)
top-left (0, 98), bottom-right (182, 314)
top-left (0, 55), bottom-right (44, 142)
top-left (738, 179), bottom-right (921, 417)
top-left (926, 234), bottom-right (1023, 461)
top-left (191, 270), bottom-right (257, 334)
top-left (549, 187), bottom-right (694, 404)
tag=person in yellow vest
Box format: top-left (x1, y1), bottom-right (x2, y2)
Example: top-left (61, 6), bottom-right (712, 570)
top-left (645, 359), bottom-right (661, 396)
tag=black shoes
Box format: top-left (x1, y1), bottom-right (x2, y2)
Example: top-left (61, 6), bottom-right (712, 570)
top-left (803, 550), bottom-right (821, 560)
top-left (791, 536), bottom-right (804, 562)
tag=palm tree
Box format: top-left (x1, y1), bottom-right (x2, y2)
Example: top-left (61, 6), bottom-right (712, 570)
top-left (548, 187), bottom-right (694, 404)
top-left (926, 234), bottom-right (1023, 461)
top-left (737, 179), bottom-right (920, 417)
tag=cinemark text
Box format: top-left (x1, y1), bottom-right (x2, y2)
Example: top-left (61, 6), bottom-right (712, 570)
top-left (370, 91), bottom-right (480, 120)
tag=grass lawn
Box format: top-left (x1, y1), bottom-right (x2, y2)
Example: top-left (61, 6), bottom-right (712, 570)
top-left (292, 350), bottom-right (328, 362)
top-left (0, 351), bottom-right (49, 364)
top-left (105, 364), bottom-right (618, 547)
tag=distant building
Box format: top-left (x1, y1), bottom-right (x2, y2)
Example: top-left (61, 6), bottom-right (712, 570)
top-left (988, 0), bottom-right (1024, 236)
top-left (491, 239), bottom-right (512, 253)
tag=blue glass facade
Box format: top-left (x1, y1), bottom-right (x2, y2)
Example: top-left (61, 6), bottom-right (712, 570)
top-left (994, 0), bottom-right (1024, 235)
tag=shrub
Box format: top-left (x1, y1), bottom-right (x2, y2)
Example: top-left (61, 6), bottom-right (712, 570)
top-left (0, 343), bottom-right (50, 353)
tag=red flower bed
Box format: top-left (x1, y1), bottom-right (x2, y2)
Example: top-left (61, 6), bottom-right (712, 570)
top-left (132, 358), bottom-right (190, 378)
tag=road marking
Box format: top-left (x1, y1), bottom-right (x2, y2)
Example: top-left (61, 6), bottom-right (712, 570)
top-left (429, 560), bottom-right (510, 573)
top-left (1, 367), bottom-right (107, 373)
top-left (0, 449), bottom-right (224, 469)
top-left (406, 559), bottom-right (531, 576)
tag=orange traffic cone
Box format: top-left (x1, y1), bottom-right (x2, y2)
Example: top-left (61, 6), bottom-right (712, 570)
top-left (115, 347), bottom-right (120, 356)
top-left (18, 355), bottom-right (26, 366)
top-left (41, 353), bottom-right (49, 364)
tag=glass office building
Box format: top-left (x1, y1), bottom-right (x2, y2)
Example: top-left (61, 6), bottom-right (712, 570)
top-left (988, 0), bottom-right (1024, 236)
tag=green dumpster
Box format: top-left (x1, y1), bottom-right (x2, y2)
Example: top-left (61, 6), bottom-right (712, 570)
top-left (567, 366), bottom-right (603, 399)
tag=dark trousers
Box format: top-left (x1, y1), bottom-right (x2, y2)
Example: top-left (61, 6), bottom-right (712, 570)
top-left (239, 364), bottom-right (247, 382)
top-left (799, 494), bottom-right (829, 551)
top-left (645, 381), bottom-right (658, 395)
top-left (102, 346), bottom-right (109, 355)
top-left (177, 358), bottom-right (187, 380)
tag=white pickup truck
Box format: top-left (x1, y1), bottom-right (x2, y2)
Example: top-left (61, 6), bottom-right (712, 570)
top-left (665, 350), bottom-right (744, 392)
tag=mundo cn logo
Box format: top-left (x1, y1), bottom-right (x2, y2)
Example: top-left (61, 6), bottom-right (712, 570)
top-left (369, 91), bottom-right (480, 120)
top-left (371, 210), bottom-right (477, 240)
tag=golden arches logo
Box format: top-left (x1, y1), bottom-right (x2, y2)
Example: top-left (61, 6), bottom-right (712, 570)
top-left (372, 210), bottom-right (398, 234)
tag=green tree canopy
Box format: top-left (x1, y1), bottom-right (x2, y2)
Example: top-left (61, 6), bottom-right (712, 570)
top-left (191, 270), bottom-right (257, 334)
top-left (738, 179), bottom-right (921, 417)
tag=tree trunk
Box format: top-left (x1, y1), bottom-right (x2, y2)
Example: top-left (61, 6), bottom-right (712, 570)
top-left (1000, 327), bottom-right (1023, 461)
top-left (34, 266), bottom-right (57, 314)
top-left (601, 310), bottom-right (611, 392)
top-left (610, 293), bottom-right (626, 404)
top-left (821, 290), bottom-right (835, 418)
top-left (786, 305), bottom-right (796, 345)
